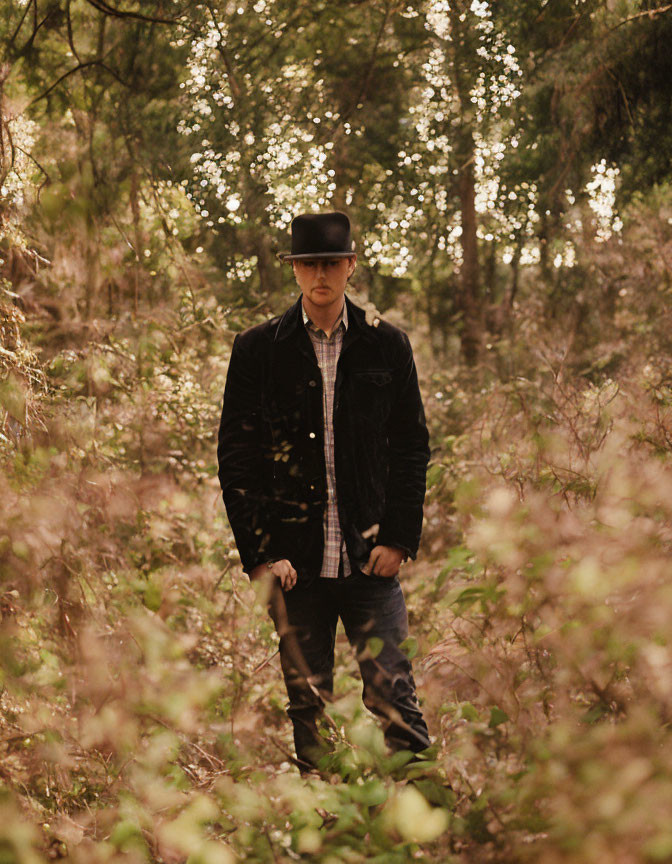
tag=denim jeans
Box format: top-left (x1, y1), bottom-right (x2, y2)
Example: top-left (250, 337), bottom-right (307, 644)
top-left (267, 567), bottom-right (431, 772)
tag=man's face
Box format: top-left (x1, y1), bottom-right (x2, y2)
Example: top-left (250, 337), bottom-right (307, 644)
top-left (292, 256), bottom-right (356, 310)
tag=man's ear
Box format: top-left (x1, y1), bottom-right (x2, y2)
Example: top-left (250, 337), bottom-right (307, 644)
top-left (347, 255), bottom-right (357, 278)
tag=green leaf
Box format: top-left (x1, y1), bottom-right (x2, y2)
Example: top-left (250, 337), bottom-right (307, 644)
top-left (366, 637), bottom-right (384, 658)
top-left (452, 586), bottom-right (485, 612)
top-left (412, 778), bottom-right (456, 809)
top-left (488, 707), bottom-right (509, 728)
top-left (426, 463), bottom-right (445, 489)
top-left (400, 636), bottom-right (418, 660)
top-left (445, 545), bottom-right (474, 570)
top-left (349, 778), bottom-right (388, 807)
top-left (460, 702), bottom-right (480, 722)
top-left (110, 820), bottom-right (145, 851)
top-left (143, 581), bottom-right (162, 612)
top-left (0, 373), bottom-right (26, 424)
top-left (435, 564), bottom-right (451, 591)
top-left (582, 705), bottom-right (608, 725)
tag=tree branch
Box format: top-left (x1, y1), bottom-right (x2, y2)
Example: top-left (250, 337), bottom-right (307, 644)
top-left (6, 0), bottom-right (34, 54)
top-left (12, 4), bottom-right (61, 59)
top-left (83, 0), bottom-right (183, 26)
top-left (15, 144), bottom-right (51, 189)
top-left (0, 114), bottom-right (16, 185)
top-left (612, 3), bottom-right (672, 29)
top-left (338, 0), bottom-right (392, 129)
top-left (65, 0), bottom-right (83, 63)
top-left (203, 1), bottom-right (243, 102)
top-left (26, 60), bottom-right (132, 108)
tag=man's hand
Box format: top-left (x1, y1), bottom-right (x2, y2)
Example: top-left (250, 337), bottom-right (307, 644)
top-left (250, 559), bottom-right (297, 592)
top-left (362, 545), bottom-right (405, 578)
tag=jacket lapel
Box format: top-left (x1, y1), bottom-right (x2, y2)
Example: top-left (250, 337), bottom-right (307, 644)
top-left (274, 295), bottom-right (318, 366)
top-left (335, 295), bottom-right (368, 402)
top-left (273, 294), bottom-right (370, 389)
top-left (341, 294), bottom-right (365, 354)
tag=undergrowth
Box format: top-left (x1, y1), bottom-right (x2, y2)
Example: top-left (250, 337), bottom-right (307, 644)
top-left (2, 201), bottom-right (672, 863)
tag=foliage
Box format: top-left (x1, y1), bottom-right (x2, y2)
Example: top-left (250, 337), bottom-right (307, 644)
top-left (1, 1), bottom-right (672, 862)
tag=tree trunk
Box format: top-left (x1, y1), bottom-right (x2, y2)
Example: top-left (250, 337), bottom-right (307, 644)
top-left (448, 2), bottom-right (483, 365)
top-left (456, 130), bottom-right (482, 365)
top-left (130, 166), bottom-right (143, 316)
top-left (255, 232), bottom-right (281, 295)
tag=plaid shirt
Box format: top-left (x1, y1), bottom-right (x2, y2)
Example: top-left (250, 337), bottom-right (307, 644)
top-left (302, 300), bottom-right (351, 579)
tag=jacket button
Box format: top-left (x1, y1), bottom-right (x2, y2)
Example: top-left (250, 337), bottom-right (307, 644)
top-left (309, 432), bottom-right (316, 439)
top-left (308, 379), bottom-right (317, 387)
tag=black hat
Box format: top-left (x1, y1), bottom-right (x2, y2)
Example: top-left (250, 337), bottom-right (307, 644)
top-left (277, 211), bottom-right (356, 261)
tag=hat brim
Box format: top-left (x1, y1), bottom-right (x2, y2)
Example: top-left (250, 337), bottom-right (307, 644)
top-left (277, 251), bottom-right (356, 262)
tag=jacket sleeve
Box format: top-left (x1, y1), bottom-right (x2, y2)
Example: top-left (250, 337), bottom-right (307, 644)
top-left (376, 332), bottom-right (430, 559)
top-left (217, 332), bottom-right (271, 575)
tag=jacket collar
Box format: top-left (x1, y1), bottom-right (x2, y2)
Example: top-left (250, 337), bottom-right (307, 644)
top-left (275, 293), bottom-right (367, 343)
top-left (302, 297), bottom-right (348, 334)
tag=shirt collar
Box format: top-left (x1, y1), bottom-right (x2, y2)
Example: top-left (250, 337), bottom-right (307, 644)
top-left (301, 297), bottom-right (349, 337)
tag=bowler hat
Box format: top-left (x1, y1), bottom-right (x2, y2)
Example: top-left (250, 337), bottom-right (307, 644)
top-left (277, 211), bottom-right (356, 261)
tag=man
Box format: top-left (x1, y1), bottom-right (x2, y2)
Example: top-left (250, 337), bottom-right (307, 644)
top-left (218, 211), bottom-right (431, 774)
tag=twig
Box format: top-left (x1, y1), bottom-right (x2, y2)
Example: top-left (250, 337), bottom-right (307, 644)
top-left (612, 3), bottom-right (672, 28)
top-left (27, 60), bottom-right (131, 108)
top-left (252, 649), bottom-right (279, 675)
top-left (83, 0), bottom-right (182, 25)
top-left (6, 0), bottom-right (34, 52)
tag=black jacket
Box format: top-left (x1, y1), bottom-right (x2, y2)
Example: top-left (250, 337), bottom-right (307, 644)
top-left (217, 294), bottom-right (430, 584)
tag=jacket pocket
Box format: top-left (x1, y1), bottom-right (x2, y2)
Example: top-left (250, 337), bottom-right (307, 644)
top-left (351, 369), bottom-right (393, 419)
top-left (352, 370), bottom-right (393, 386)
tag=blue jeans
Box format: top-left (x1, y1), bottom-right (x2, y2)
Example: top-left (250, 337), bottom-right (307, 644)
top-left (267, 567), bottom-right (431, 772)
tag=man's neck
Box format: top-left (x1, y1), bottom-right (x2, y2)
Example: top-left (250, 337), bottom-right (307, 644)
top-left (302, 297), bottom-right (345, 337)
